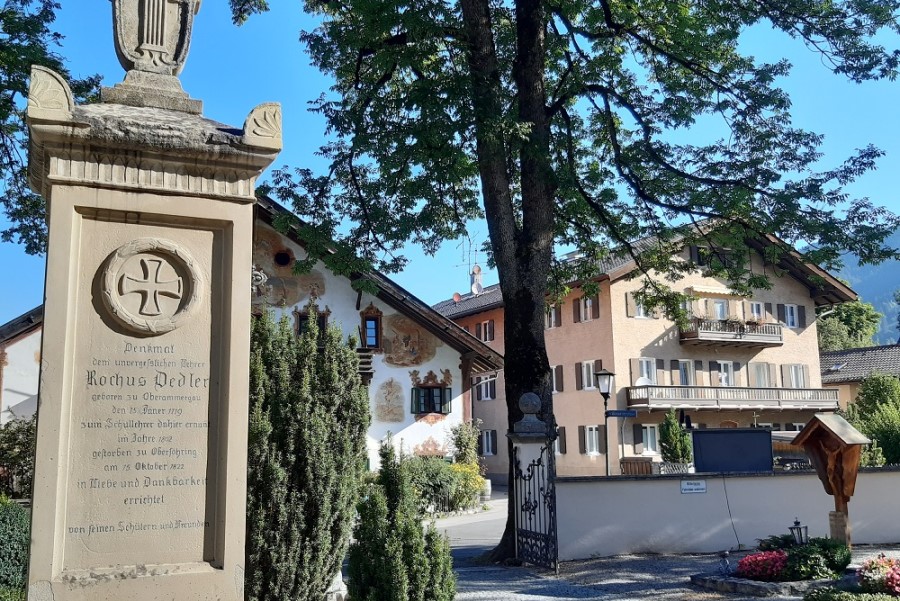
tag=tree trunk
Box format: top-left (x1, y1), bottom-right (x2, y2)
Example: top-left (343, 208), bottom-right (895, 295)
top-left (460, 0), bottom-right (555, 562)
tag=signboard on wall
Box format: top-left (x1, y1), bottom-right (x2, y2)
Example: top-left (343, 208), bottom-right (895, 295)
top-left (692, 428), bottom-right (774, 474)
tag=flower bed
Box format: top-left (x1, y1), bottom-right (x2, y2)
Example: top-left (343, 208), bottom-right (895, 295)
top-left (735, 537), bottom-right (851, 583)
top-left (800, 554), bottom-right (900, 600)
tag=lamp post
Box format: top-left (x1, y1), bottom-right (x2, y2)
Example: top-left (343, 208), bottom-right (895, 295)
top-left (595, 368), bottom-right (615, 476)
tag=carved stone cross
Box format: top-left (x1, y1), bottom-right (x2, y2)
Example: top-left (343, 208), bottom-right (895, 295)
top-left (121, 258), bottom-right (183, 316)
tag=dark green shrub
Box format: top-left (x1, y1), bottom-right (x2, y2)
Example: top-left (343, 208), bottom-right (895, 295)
top-left (245, 310), bottom-right (369, 601)
top-left (0, 417), bottom-right (36, 498)
top-left (0, 498), bottom-right (29, 590)
top-left (348, 441), bottom-right (456, 601)
top-left (757, 534), bottom-right (797, 551)
top-left (808, 538), bottom-right (852, 574)
top-left (784, 545), bottom-right (834, 581)
top-left (804, 587), bottom-right (896, 601)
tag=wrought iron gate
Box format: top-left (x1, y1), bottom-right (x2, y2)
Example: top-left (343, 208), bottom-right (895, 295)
top-left (512, 443), bottom-right (558, 572)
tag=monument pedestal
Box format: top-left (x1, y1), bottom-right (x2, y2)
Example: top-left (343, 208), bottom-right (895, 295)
top-left (25, 63), bottom-right (280, 600)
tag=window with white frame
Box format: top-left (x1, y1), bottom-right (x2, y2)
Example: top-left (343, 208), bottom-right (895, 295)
top-left (680, 297), bottom-right (693, 316)
top-left (639, 358), bottom-right (657, 384)
top-left (481, 430), bottom-right (497, 456)
top-left (749, 301), bottom-right (764, 321)
top-left (581, 361), bottom-right (596, 389)
top-left (478, 377), bottom-right (496, 400)
top-left (678, 360), bottom-right (694, 386)
top-left (713, 299), bottom-right (728, 320)
top-left (581, 296), bottom-right (594, 322)
top-left (642, 425), bottom-right (659, 454)
top-left (545, 305), bottom-right (560, 329)
top-left (784, 304), bottom-right (798, 328)
top-left (634, 300), bottom-right (648, 318)
top-left (754, 363), bottom-right (771, 387)
top-left (585, 426), bottom-right (601, 455)
top-left (718, 361), bottom-right (735, 386)
top-left (789, 364), bottom-right (807, 388)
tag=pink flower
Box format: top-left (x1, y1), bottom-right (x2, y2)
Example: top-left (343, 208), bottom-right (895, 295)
top-left (737, 550), bottom-right (788, 582)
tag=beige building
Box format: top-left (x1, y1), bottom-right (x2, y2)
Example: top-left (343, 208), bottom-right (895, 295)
top-left (434, 241), bottom-right (855, 482)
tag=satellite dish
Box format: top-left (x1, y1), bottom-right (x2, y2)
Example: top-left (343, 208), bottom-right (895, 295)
top-left (452, 292), bottom-right (462, 303)
top-left (472, 264), bottom-right (482, 274)
top-left (471, 282), bottom-right (484, 295)
top-left (635, 376), bottom-right (653, 386)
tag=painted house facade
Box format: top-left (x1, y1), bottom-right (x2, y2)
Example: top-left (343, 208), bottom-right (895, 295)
top-left (0, 198), bottom-right (502, 470)
top-left (435, 240), bottom-right (854, 482)
top-left (0, 307), bottom-right (43, 425)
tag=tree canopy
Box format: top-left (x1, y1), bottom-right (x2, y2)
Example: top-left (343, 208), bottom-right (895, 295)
top-left (817, 298), bottom-right (883, 351)
top-left (1, 0), bottom-right (100, 255)
top-left (230, 0), bottom-right (900, 557)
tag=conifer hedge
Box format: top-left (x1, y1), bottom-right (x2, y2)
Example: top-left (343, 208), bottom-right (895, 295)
top-left (245, 308), bottom-right (369, 601)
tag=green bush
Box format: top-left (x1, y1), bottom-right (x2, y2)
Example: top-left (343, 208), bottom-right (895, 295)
top-left (448, 462), bottom-right (483, 511)
top-left (0, 417), bottom-right (36, 498)
top-left (348, 441), bottom-right (456, 601)
top-left (404, 455), bottom-right (484, 514)
top-left (0, 498), bottom-right (29, 590)
top-left (804, 587), bottom-right (897, 601)
top-left (784, 545), bottom-right (834, 581)
top-left (757, 534), bottom-right (797, 551)
top-left (808, 538), bottom-right (852, 574)
top-left (0, 586), bottom-right (25, 601)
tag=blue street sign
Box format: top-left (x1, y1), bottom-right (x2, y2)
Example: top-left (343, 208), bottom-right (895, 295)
top-left (605, 409), bottom-right (638, 418)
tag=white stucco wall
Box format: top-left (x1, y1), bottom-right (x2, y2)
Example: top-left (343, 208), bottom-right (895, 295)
top-left (257, 223), bottom-right (465, 470)
top-left (556, 469), bottom-right (900, 560)
top-left (1, 328), bottom-right (42, 424)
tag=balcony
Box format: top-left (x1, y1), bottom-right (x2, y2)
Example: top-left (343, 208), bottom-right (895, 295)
top-left (626, 385), bottom-right (839, 412)
top-left (679, 318), bottom-right (783, 348)
top-left (356, 347), bottom-right (375, 385)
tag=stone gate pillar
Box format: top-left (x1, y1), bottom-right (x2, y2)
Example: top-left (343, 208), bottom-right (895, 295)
top-left (25, 2), bottom-right (281, 599)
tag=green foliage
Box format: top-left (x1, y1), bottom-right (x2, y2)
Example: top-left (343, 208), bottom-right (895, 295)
top-left (783, 545), bottom-right (835, 581)
top-left (448, 462), bottom-right (483, 511)
top-left (804, 588), bottom-right (897, 601)
top-left (0, 417), bottom-right (35, 498)
top-left (448, 419), bottom-right (481, 466)
top-left (817, 301), bottom-right (884, 351)
top-left (1, 0), bottom-right (101, 254)
top-left (863, 403), bottom-right (900, 464)
top-left (855, 373), bottom-right (900, 416)
top-left (0, 587), bottom-right (25, 601)
top-left (245, 309), bottom-right (370, 601)
top-left (404, 455), bottom-right (484, 514)
top-left (659, 409), bottom-right (692, 464)
top-left (0, 497), bottom-right (29, 590)
top-left (757, 534), bottom-right (797, 552)
top-left (347, 441), bottom-right (456, 601)
top-left (807, 538), bottom-right (853, 574)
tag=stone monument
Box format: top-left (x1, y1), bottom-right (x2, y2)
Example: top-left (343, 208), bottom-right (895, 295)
top-left (25, 1), bottom-right (281, 598)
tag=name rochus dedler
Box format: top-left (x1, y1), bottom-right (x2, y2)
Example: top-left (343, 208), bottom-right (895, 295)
top-left (85, 370), bottom-right (210, 389)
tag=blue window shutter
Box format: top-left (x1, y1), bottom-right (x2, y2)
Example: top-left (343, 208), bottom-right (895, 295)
top-left (410, 387), bottom-right (418, 413)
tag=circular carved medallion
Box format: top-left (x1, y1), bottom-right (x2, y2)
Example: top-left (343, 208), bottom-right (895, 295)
top-left (99, 238), bottom-right (203, 335)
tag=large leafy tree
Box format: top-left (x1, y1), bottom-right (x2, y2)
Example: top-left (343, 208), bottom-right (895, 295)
top-left (230, 0), bottom-right (900, 557)
top-left (818, 297), bottom-right (883, 351)
top-left (1, 0), bottom-right (99, 254)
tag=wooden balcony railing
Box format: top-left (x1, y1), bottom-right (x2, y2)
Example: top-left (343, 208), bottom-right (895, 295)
top-left (679, 318), bottom-right (783, 347)
top-left (626, 385), bottom-right (839, 411)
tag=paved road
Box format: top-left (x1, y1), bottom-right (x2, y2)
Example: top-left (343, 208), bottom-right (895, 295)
top-left (435, 490), bottom-right (900, 600)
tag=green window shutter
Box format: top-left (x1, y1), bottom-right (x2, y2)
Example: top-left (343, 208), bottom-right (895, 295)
top-left (442, 388), bottom-right (452, 414)
top-left (411, 387), bottom-right (419, 413)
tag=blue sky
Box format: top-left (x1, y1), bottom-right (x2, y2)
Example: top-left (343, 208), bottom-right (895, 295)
top-left (1, 2), bottom-right (899, 322)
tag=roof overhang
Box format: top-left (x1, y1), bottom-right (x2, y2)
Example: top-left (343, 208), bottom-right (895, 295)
top-left (253, 196), bottom-right (504, 374)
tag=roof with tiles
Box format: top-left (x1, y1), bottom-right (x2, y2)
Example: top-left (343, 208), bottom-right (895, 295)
top-left (820, 344), bottom-right (900, 384)
top-left (0, 306), bottom-right (43, 345)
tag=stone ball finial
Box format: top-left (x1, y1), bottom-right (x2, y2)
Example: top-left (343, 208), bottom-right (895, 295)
top-left (519, 392), bottom-right (541, 415)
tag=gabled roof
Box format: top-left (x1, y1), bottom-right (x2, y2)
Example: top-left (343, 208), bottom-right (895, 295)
top-left (0, 306), bottom-right (43, 345)
top-left (255, 196), bottom-right (504, 374)
top-left (820, 344), bottom-right (900, 384)
top-left (433, 226), bottom-right (857, 319)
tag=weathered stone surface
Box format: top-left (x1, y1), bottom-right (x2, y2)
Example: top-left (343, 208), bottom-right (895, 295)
top-left (690, 573), bottom-right (849, 597)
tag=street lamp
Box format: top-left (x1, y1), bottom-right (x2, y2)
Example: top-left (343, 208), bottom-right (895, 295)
top-left (595, 368), bottom-right (615, 476)
top-left (789, 517), bottom-right (809, 545)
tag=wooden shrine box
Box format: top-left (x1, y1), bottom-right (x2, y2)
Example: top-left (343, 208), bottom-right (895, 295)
top-left (792, 413), bottom-right (870, 544)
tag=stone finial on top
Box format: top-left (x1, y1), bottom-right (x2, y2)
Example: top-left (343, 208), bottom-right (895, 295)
top-left (102, 0), bottom-right (203, 114)
top-left (513, 392), bottom-right (547, 435)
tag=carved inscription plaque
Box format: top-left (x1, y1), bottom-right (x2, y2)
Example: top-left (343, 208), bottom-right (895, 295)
top-left (63, 219), bottom-right (217, 571)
